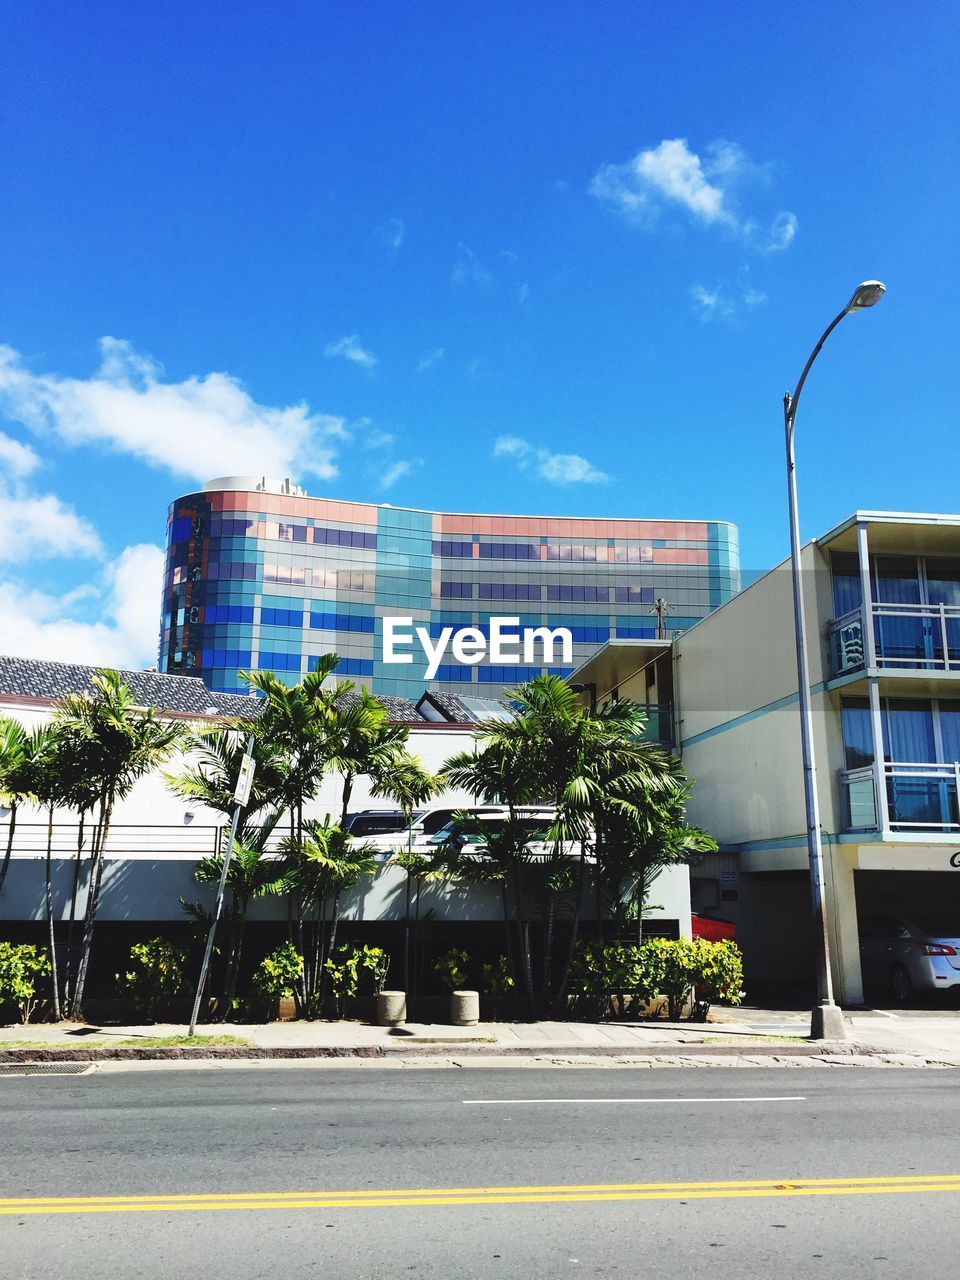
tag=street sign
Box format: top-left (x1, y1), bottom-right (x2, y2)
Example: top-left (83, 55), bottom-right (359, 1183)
top-left (234, 753), bottom-right (256, 806)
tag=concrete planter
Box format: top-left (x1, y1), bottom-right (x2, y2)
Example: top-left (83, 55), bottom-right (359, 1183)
top-left (450, 990), bottom-right (479, 1026)
top-left (276, 995), bottom-right (297, 1022)
top-left (376, 991), bottom-right (407, 1026)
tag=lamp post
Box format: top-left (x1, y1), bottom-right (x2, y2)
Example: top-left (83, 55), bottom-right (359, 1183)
top-left (784, 280), bottom-right (885, 1041)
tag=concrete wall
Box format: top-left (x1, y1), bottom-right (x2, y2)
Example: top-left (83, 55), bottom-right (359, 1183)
top-left (0, 703), bottom-right (690, 931)
top-left (674, 543), bottom-right (846, 845)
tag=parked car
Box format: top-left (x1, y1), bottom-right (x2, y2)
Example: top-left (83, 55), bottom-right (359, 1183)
top-left (343, 810), bottom-right (414, 839)
top-left (858, 912), bottom-right (960, 1003)
top-left (425, 808), bottom-right (558, 858)
top-left (357, 805), bottom-right (513, 857)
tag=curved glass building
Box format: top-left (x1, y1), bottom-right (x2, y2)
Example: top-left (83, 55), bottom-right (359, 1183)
top-left (159, 476), bottom-right (739, 699)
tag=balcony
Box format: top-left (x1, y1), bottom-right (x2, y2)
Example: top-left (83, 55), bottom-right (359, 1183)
top-left (840, 761), bottom-right (960, 833)
top-left (831, 603), bottom-right (960, 678)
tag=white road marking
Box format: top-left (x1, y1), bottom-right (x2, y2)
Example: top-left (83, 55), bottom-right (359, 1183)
top-left (463, 1095), bottom-right (807, 1106)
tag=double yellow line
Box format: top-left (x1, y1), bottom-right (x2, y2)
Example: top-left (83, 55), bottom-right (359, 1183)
top-left (2, 1175), bottom-right (960, 1215)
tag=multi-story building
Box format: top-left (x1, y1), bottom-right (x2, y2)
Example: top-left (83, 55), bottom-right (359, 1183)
top-left (159, 476), bottom-right (740, 700)
top-left (571, 510), bottom-right (960, 1005)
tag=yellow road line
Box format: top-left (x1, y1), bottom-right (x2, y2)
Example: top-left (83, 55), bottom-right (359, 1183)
top-left (1, 1175), bottom-right (959, 1215)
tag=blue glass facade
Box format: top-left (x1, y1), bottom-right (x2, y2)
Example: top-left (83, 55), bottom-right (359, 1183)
top-left (159, 478), bottom-right (740, 699)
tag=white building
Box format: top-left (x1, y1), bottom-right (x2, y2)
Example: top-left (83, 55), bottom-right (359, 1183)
top-left (0, 657), bottom-right (691, 971)
top-left (572, 510), bottom-right (960, 1005)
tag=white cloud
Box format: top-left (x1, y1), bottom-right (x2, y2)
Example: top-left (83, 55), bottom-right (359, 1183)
top-left (0, 338), bottom-right (343, 484)
top-left (416, 347), bottom-right (446, 373)
top-left (690, 283), bottom-right (768, 323)
top-left (324, 334), bottom-right (378, 372)
top-left (590, 137), bottom-right (797, 251)
top-left (493, 435), bottom-right (608, 485)
top-left (0, 543), bottom-right (164, 669)
top-left (379, 459), bottom-right (415, 490)
top-left (376, 217), bottom-right (405, 252)
top-left (451, 244), bottom-right (492, 288)
top-left (0, 487), bottom-right (103, 561)
top-left (0, 431), bottom-right (40, 476)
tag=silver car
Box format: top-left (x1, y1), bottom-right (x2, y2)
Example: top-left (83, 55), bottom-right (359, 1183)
top-left (858, 912), bottom-right (960, 1003)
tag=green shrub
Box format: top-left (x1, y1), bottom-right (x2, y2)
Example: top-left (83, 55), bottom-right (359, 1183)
top-left (689, 938), bottom-right (744, 1021)
top-left (433, 947), bottom-right (469, 992)
top-left (321, 944), bottom-right (391, 1017)
top-left (0, 942), bottom-right (51, 1024)
top-left (252, 942), bottom-right (303, 1001)
top-left (480, 955), bottom-right (515, 1017)
top-left (569, 941), bottom-right (659, 1018)
top-left (117, 937), bottom-right (187, 1021)
top-left (357, 944), bottom-right (390, 995)
top-left (644, 937), bottom-right (745, 1021)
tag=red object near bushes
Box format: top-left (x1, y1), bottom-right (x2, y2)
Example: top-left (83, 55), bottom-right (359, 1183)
top-left (691, 914), bottom-right (736, 942)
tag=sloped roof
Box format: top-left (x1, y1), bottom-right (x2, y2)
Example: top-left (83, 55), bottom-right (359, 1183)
top-left (0, 655), bottom-right (259, 718)
top-left (0, 655), bottom-right (423, 723)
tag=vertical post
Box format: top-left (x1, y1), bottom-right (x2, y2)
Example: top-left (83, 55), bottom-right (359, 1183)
top-left (188, 733), bottom-right (255, 1036)
top-left (784, 395), bottom-right (845, 1039)
top-left (858, 521), bottom-right (890, 834)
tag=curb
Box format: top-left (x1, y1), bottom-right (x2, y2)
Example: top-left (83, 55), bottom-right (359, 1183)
top-left (0, 1039), bottom-right (879, 1064)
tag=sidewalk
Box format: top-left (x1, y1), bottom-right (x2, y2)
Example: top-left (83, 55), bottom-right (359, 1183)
top-left (2, 1010), bottom-right (958, 1066)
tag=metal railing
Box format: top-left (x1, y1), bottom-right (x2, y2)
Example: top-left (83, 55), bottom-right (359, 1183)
top-left (0, 822), bottom-right (229, 860)
top-left (830, 602), bottom-right (960, 676)
top-left (840, 761), bottom-right (960, 832)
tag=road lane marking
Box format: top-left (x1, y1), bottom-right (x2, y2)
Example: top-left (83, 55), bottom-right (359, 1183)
top-left (462, 1095), bottom-right (808, 1105)
top-left (2, 1175), bottom-right (959, 1215)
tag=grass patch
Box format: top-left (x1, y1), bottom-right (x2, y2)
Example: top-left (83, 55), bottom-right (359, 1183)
top-left (0, 1034), bottom-right (254, 1050)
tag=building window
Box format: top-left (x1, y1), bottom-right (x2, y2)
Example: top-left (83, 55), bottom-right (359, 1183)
top-left (478, 542), bottom-right (539, 560)
top-left (545, 543), bottom-right (598, 561)
top-left (615, 586), bottom-right (654, 604)
top-left (440, 581), bottom-right (474, 598)
top-left (478, 583), bottom-right (543, 600)
top-left (432, 540), bottom-right (472, 557)
top-left (546, 585), bottom-right (609, 603)
top-left (260, 607), bottom-right (302, 627)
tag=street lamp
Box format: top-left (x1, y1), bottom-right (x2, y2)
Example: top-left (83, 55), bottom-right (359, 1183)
top-left (783, 280), bottom-right (885, 1042)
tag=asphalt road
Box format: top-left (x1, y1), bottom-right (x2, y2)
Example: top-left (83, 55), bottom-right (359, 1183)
top-left (1, 1065), bottom-right (959, 1278)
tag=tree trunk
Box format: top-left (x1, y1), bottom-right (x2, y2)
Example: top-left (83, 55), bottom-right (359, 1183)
top-left (0, 801), bottom-right (18, 892)
top-left (339, 772), bottom-right (353, 830)
top-left (553, 843), bottom-right (588, 1015)
top-left (402, 871), bottom-right (412, 995)
top-left (72, 797), bottom-right (113, 1016)
top-left (222, 896), bottom-right (248, 1014)
top-left (64, 810), bottom-right (87, 1009)
top-left (44, 804), bottom-right (61, 1021)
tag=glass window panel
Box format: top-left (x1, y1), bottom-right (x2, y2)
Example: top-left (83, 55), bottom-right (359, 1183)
top-left (841, 697), bottom-right (873, 768)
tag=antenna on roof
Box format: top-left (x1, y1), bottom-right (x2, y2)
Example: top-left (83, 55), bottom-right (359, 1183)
top-left (651, 597), bottom-right (670, 640)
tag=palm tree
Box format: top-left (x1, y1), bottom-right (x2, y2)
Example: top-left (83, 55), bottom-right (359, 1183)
top-left (271, 817), bottom-right (377, 1015)
top-left (245, 658), bottom-right (350, 848)
top-left (375, 757), bottom-right (442, 994)
top-left (193, 813), bottom-right (283, 1015)
top-left (23, 725), bottom-right (64, 1020)
top-left (57, 671), bottom-right (187, 1017)
top-left (442, 675), bottom-right (697, 1017)
top-left (167, 725), bottom-right (287, 830)
top-left (0, 716), bottom-right (29, 893)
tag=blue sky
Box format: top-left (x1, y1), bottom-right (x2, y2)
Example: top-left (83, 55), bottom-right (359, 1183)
top-left (0, 1), bottom-right (957, 667)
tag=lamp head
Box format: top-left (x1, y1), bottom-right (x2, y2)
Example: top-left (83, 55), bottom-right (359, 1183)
top-left (846, 280), bottom-right (886, 312)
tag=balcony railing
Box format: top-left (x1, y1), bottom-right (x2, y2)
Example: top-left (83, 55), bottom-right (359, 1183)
top-left (840, 761), bottom-right (960, 833)
top-left (830, 602), bottom-right (960, 677)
